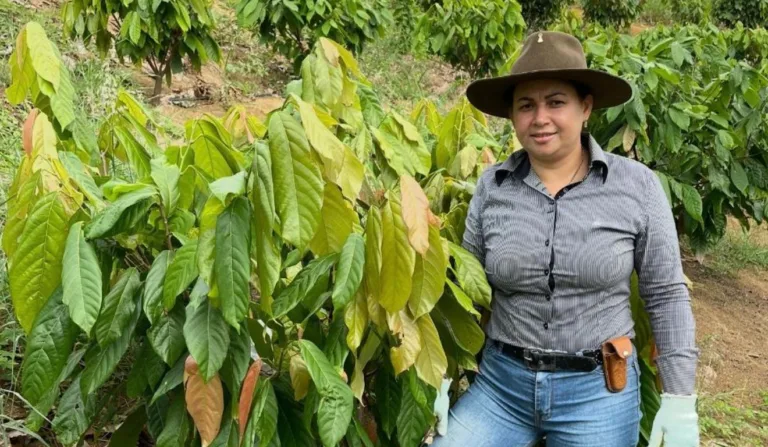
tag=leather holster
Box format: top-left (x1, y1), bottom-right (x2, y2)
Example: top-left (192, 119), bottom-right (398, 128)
top-left (601, 336), bottom-right (633, 393)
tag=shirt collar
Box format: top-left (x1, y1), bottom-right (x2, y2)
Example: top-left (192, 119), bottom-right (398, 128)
top-left (494, 132), bottom-right (609, 186)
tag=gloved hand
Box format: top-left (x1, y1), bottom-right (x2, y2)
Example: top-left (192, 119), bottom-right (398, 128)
top-left (433, 377), bottom-right (452, 436)
top-left (648, 393), bottom-right (699, 447)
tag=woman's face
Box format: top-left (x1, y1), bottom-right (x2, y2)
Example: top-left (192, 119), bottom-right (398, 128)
top-left (509, 79), bottom-right (593, 162)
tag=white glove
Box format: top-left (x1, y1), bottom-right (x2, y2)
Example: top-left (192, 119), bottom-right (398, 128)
top-left (433, 377), bottom-right (452, 436)
top-left (648, 393), bottom-right (699, 447)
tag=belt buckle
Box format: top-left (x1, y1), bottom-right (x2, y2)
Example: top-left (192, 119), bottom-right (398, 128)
top-left (523, 349), bottom-right (554, 371)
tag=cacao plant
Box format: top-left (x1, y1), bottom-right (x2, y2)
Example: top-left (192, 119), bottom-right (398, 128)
top-left (61, 0), bottom-right (222, 100)
top-left (4, 21), bottom-right (667, 447)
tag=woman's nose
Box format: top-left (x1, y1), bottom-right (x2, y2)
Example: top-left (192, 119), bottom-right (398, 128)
top-left (533, 105), bottom-right (550, 126)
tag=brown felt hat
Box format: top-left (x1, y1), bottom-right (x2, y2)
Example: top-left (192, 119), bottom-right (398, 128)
top-left (466, 31), bottom-right (633, 118)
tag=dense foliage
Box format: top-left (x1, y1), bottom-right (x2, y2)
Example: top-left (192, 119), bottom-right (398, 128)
top-left (61, 0), bottom-right (221, 99)
top-left (581, 0), bottom-right (641, 28)
top-left (551, 20), bottom-right (768, 252)
top-left (713, 0), bottom-right (768, 28)
top-left (235, 0), bottom-right (392, 65)
top-left (670, 0), bottom-right (713, 24)
top-left (414, 0), bottom-right (527, 76)
top-left (4, 19), bottom-right (668, 446)
top-left (519, 0), bottom-right (572, 31)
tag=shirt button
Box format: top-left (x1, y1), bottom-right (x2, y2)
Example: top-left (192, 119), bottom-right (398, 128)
top-left (544, 269), bottom-right (549, 276)
top-left (545, 239), bottom-right (550, 247)
top-left (546, 294), bottom-right (551, 301)
top-left (544, 323), bottom-right (549, 330)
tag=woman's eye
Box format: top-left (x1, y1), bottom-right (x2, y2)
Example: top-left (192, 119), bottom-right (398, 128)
top-left (550, 100), bottom-right (565, 107)
top-left (519, 104), bottom-right (533, 111)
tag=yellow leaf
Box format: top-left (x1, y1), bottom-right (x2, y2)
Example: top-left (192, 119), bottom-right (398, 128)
top-left (389, 310), bottom-right (421, 375)
top-left (319, 38), bottom-right (341, 67)
top-left (379, 193), bottom-right (415, 313)
top-left (350, 354), bottom-right (365, 402)
top-left (345, 289), bottom-right (368, 352)
top-left (364, 207), bottom-right (387, 329)
top-left (184, 356), bottom-right (224, 447)
top-left (25, 23), bottom-right (60, 91)
top-left (290, 355), bottom-right (311, 400)
top-left (623, 126), bottom-right (637, 153)
top-left (400, 175), bottom-right (430, 255)
top-left (310, 184), bottom-right (357, 256)
top-left (408, 225), bottom-right (447, 319)
top-left (414, 314), bottom-right (448, 390)
top-left (452, 145), bottom-right (478, 180)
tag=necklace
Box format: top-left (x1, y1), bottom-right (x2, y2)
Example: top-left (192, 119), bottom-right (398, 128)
top-left (566, 150), bottom-right (586, 185)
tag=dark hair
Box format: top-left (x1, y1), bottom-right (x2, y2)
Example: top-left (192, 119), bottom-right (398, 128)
top-left (503, 79), bottom-right (592, 106)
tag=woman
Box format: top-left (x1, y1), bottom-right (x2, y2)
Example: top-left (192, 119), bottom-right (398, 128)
top-left (431, 31), bottom-right (699, 447)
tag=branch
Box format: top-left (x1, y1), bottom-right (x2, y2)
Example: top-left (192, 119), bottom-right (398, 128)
top-left (157, 203), bottom-right (174, 252)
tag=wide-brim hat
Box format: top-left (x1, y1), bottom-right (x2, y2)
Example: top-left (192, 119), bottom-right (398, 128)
top-left (466, 31), bottom-right (633, 118)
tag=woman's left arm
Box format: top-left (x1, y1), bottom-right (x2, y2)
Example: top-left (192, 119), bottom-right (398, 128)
top-left (634, 170), bottom-right (699, 396)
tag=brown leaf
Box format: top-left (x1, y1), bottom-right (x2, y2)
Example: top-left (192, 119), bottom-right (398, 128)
top-left (22, 109), bottom-right (39, 156)
top-left (400, 175), bottom-right (430, 255)
top-left (238, 359), bottom-right (263, 443)
top-left (184, 356), bottom-right (224, 447)
top-left (357, 406), bottom-right (379, 444)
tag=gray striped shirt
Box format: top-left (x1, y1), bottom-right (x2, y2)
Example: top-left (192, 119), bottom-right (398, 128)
top-left (463, 133), bottom-right (698, 395)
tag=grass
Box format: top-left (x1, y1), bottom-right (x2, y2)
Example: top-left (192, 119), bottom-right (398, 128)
top-left (699, 391), bottom-right (768, 445)
top-left (703, 225), bottom-right (768, 275)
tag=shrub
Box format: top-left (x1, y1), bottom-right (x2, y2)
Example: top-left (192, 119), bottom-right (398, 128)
top-left (713, 0), bottom-right (768, 28)
top-left (415, 0), bottom-right (527, 76)
top-left (61, 0), bottom-right (221, 101)
top-left (671, 0), bottom-right (713, 24)
top-left (519, 0), bottom-right (573, 31)
top-left (581, 0), bottom-right (641, 28)
top-left (235, 0), bottom-right (392, 66)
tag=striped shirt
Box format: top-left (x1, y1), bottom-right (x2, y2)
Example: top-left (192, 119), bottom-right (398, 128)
top-left (462, 133), bottom-right (698, 395)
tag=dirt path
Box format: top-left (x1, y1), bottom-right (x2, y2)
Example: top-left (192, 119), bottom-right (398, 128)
top-left (689, 261), bottom-right (768, 405)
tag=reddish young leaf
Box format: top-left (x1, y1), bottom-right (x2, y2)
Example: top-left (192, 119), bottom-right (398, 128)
top-left (23, 109), bottom-right (39, 155)
top-left (184, 356), bottom-right (224, 447)
top-left (237, 358), bottom-right (263, 443)
top-left (400, 175), bottom-right (430, 255)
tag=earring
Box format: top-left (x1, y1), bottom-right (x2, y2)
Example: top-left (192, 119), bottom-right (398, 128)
top-left (583, 121), bottom-right (589, 130)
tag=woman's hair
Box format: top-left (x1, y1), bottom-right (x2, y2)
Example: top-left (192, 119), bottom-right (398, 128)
top-left (503, 80), bottom-right (592, 107)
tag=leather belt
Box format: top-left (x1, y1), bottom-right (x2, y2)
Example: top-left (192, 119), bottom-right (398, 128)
top-left (495, 341), bottom-right (603, 372)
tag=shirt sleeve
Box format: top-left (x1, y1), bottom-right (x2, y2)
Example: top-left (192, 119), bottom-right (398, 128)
top-left (634, 170), bottom-right (699, 395)
top-left (462, 174), bottom-right (487, 267)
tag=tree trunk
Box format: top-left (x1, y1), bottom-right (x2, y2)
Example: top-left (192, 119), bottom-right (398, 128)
top-left (151, 74), bottom-right (163, 105)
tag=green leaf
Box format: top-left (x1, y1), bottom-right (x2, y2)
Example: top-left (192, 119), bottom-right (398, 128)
top-left (22, 288), bottom-right (79, 407)
top-left (449, 242), bottom-right (491, 309)
top-left (332, 234), bottom-right (365, 310)
top-left (364, 207), bottom-right (383, 309)
top-left (156, 393), bottom-right (192, 447)
top-left (129, 11), bottom-right (142, 44)
top-left (299, 340), bottom-right (353, 447)
top-left (61, 221), bottom-right (102, 336)
top-left (144, 250), bottom-right (174, 325)
top-left (51, 376), bottom-right (98, 445)
top-left (445, 280), bottom-right (480, 318)
top-left (111, 406), bottom-right (148, 447)
top-left (216, 196), bottom-right (252, 329)
top-left (210, 171), bottom-right (247, 204)
top-left (26, 22), bottom-right (61, 90)
top-left (433, 293), bottom-right (484, 355)
top-left (151, 158), bottom-right (181, 216)
top-left (148, 303), bottom-right (187, 366)
top-left (374, 361), bottom-right (400, 436)
top-left (198, 196), bottom-right (225, 292)
top-left (268, 111), bottom-right (324, 250)
top-left (396, 374), bottom-right (429, 447)
top-left (668, 107), bottom-right (690, 130)
top-left (152, 355), bottom-right (186, 404)
top-left (408, 225), bottom-right (447, 319)
top-left (164, 240), bottom-right (199, 310)
top-left (94, 267), bottom-right (141, 347)
top-left (681, 184), bottom-right (703, 224)
top-left (58, 151), bottom-right (104, 207)
top-left (730, 161), bottom-right (749, 194)
top-left (219, 323), bottom-right (250, 396)
top-left (272, 254), bottom-right (338, 318)
top-left (80, 298), bottom-right (141, 397)
top-left (251, 141), bottom-right (280, 307)
top-left (184, 299), bottom-right (231, 382)
top-left (26, 348), bottom-right (85, 431)
top-left (379, 192), bottom-right (415, 313)
top-left (310, 184), bottom-right (357, 256)
top-left (85, 187), bottom-right (157, 239)
top-left (252, 379), bottom-right (279, 447)
top-left (11, 192), bottom-right (70, 334)
top-left (373, 112), bottom-right (431, 176)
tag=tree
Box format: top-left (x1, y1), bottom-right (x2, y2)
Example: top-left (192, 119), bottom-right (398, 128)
top-left (62, 0), bottom-right (222, 101)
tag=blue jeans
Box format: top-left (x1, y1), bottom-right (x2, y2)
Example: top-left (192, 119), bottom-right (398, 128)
top-left (432, 340), bottom-right (641, 447)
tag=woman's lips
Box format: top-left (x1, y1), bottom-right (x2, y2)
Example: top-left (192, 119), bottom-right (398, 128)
top-left (531, 132), bottom-right (556, 144)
